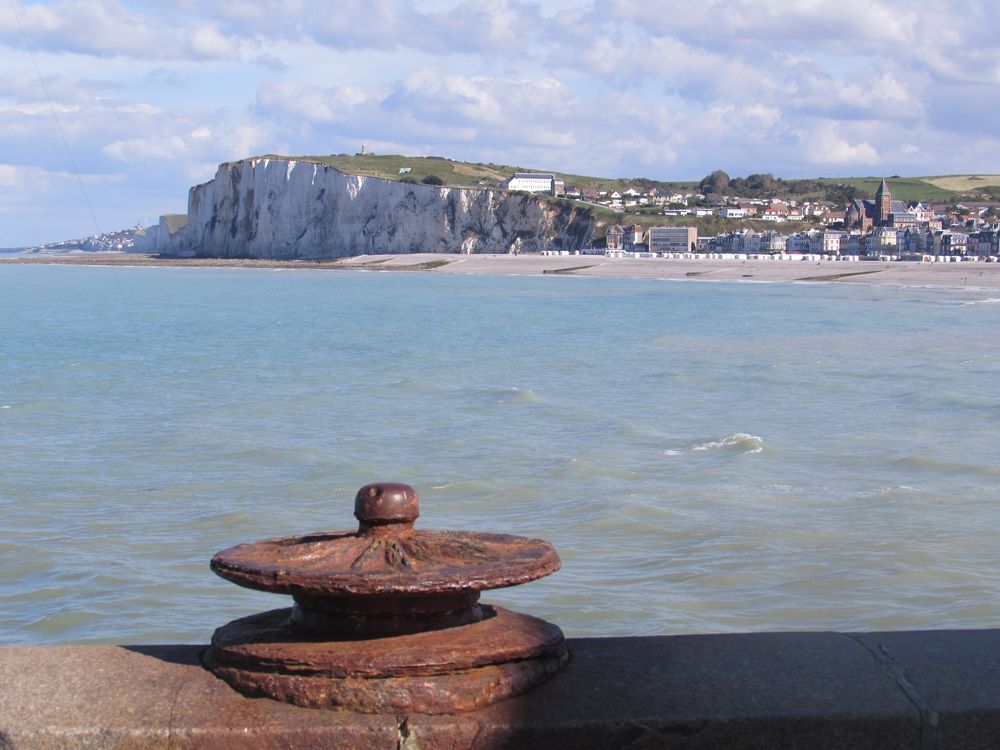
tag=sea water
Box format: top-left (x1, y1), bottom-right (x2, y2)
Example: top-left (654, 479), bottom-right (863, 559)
top-left (2, 263), bottom-right (1000, 645)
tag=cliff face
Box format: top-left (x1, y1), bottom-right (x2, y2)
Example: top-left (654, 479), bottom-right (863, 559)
top-left (148, 158), bottom-right (593, 258)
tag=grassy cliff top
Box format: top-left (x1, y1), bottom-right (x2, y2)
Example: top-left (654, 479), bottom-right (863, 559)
top-left (814, 176), bottom-right (1000, 203)
top-left (265, 153), bottom-right (697, 193)
top-left (249, 153), bottom-right (999, 204)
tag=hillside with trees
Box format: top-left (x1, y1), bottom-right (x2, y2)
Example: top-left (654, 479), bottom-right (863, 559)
top-left (289, 154), bottom-right (998, 204)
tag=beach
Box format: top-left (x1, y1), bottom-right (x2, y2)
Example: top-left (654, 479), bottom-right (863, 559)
top-left (4, 251), bottom-right (1000, 290)
top-left (351, 253), bottom-right (1000, 289)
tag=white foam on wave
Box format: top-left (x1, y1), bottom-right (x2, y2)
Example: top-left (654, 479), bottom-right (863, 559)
top-left (663, 432), bottom-right (765, 456)
top-left (692, 432), bottom-right (765, 454)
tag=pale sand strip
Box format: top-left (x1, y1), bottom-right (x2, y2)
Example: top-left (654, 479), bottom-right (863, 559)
top-left (341, 253), bottom-right (1000, 290)
top-left (5, 252), bottom-right (1000, 291)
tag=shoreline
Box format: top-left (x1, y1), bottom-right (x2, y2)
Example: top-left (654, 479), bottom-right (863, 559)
top-left (4, 252), bottom-right (1000, 290)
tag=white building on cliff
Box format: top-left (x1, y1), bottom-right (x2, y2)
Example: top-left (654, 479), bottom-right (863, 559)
top-left (502, 173), bottom-right (556, 194)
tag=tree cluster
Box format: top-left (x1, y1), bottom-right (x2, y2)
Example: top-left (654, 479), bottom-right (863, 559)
top-left (699, 170), bottom-right (780, 197)
top-left (699, 169), bottom-right (876, 206)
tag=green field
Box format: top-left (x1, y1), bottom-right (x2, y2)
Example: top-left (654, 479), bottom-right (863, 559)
top-left (922, 175), bottom-right (1000, 193)
top-left (814, 177), bottom-right (958, 203)
top-left (273, 153), bottom-right (697, 194)
top-left (257, 153), bottom-right (995, 208)
top-left (295, 154), bottom-right (507, 188)
top-left (290, 154), bottom-right (1000, 203)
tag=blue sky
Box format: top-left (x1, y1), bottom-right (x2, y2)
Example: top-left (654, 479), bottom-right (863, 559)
top-left (1, 0), bottom-right (998, 246)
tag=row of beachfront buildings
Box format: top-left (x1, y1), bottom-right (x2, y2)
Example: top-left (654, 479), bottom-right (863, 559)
top-left (709, 225), bottom-right (999, 258)
top-left (602, 224), bottom-right (1000, 259)
top-left (602, 182), bottom-right (1000, 258)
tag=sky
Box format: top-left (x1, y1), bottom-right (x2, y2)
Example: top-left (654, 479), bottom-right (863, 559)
top-left (1, 0), bottom-right (998, 247)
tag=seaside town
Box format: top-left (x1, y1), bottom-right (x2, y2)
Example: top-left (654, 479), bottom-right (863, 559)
top-left (10, 171), bottom-right (1000, 263)
top-left (500, 172), bottom-right (1000, 262)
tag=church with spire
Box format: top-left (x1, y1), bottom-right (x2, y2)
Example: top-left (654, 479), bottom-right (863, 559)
top-left (844, 179), bottom-right (921, 231)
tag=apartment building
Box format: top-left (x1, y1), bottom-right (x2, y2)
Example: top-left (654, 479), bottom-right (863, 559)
top-left (648, 226), bottom-right (698, 254)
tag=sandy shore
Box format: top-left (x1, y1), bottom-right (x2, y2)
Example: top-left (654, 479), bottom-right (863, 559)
top-left (5, 252), bottom-right (1000, 290)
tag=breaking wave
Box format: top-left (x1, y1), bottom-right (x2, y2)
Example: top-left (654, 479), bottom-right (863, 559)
top-left (665, 433), bottom-right (765, 456)
top-left (693, 433), bottom-right (765, 454)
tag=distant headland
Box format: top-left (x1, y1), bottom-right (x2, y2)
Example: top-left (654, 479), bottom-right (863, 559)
top-left (4, 153), bottom-right (998, 261)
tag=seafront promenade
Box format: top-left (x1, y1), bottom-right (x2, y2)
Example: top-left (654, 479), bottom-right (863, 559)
top-left (4, 629), bottom-right (1000, 748)
top-left (5, 251), bottom-right (1000, 290)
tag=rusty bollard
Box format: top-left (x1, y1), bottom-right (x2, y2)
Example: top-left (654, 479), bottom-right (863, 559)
top-left (204, 483), bottom-right (568, 714)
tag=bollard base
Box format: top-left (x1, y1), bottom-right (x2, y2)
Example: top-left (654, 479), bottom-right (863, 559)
top-left (204, 606), bottom-right (569, 714)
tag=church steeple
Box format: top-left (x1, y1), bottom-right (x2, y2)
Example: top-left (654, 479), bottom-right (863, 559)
top-left (875, 178), bottom-right (891, 226)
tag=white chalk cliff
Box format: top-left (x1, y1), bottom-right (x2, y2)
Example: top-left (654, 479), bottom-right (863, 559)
top-left (141, 158), bottom-right (594, 258)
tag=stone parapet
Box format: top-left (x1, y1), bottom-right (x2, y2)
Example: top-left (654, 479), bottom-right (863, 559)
top-left (3, 629), bottom-right (1000, 749)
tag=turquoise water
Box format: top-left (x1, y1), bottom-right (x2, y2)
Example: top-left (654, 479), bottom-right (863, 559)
top-left (3, 264), bottom-right (1000, 645)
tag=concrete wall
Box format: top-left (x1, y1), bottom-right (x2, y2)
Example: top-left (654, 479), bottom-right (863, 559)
top-left (3, 629), bottom-right (1000, 749)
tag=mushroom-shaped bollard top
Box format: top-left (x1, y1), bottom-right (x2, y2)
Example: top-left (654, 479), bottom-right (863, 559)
top-left (210, 482), bottom-right (561, 598)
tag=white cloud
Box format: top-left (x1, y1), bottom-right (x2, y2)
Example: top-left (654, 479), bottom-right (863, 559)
top-left (0, 0), bottom-right (244, 61)
top-left (256, 70), bottom-right (582, 154)
top-left (802, 123), bottom-right (880, 166)
top-left (0, 162), bottom-right (117, 192)
top-left (2, 1), bottom-right (159, 58)
top-left (426, 0), bottom-right (541, 53)
top-left (785, 67), bottom-right (927, 124)
top-left (212, 0), bottom-right (305, 28)
top-left (2, 101), bottom-right (81, 116)
top-left (394, 71), bottom-right (576, 135)
top-left (103, 122), bottom-right (268, 164)
top-left (308, 0), bottom-right (420, 50)
top-left (256, 82), bottom-right (378, 123)
top-left (0, 73), bottom-right (117, 105)
top-left (0, 163), bottom-right (19, 186)
top-left (103, 135), bottom-right (189, 161)
top-left (0, 0), bottom-right (998, 245)
top-left (220, 124), bottom-right (269, 161)
top-left (187, 24), bottom-right (239, 60)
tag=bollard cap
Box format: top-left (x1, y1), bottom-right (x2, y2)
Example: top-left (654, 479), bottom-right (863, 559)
top-left (210, 482), bottom-right (560, 597)
top-left (354, 482), bottom-right (419, 530)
